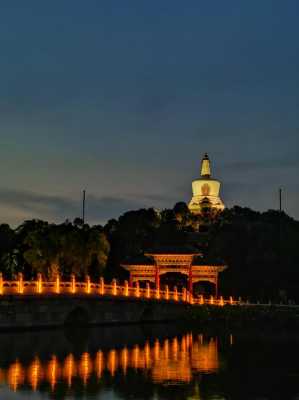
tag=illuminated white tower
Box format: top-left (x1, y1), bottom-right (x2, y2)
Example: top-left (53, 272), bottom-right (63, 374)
top-left (188, 153), bottom-right (225, 214)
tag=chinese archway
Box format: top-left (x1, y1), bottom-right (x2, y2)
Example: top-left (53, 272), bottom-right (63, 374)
top-left (121, 251), bottom-right (226, 296)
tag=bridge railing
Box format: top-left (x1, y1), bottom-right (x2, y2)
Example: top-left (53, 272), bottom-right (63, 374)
top-left (0, 273), bottom-right (239, 306)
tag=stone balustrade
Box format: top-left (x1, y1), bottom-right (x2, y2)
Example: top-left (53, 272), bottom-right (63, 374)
top-left (0, 272), bottom-right (238, 306)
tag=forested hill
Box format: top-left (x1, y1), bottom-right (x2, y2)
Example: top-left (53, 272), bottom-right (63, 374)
top-left (0, 204), bottom-right (298, 302)
top-left (104, 204), bottom-right (299, 302)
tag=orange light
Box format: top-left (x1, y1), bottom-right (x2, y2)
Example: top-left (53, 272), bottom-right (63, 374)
top-left (47, 356), bottom-right (59, 391)
top-left (55, 274), bottom-right (60, 294)
top-left (107, 350), bottom-right (117, 376)
top-left (95, 351), bottom-right (103, 379)
top-left (199, 333), bottom-right (203, 345)
top-left (172, 337), bottom-right (178, 360)
top-left (182, 288), bottom-right (187, 302)
top-left (71, 275), bottom-right (76, 294)
top-left (1, 333), bottom-right (221, 388)
top-left (63, 354), bottom-right (76, 387)
top-left (229, 296), bottom-right (233, 305)
top-left (146, 282), bottom-right (150, 298)
top-left (121, 347), bottom-right (128, 375)
top-left (112, 279), bottom-right (117, 296)
top-left (154, 339), bottom-right (160, 360)
top-left (37, 273), bottom-right (42, 294)
top-left (133, 345), bottom-right (140, 369)
top-left (8, 360), bottom-right (24, 392)
top-left (210, 295), bottom-right (214, 305)
top-left (99, 277), bottom-right (104, 295)
top-left (156, 287), bottom-right (160, 299)
top-left (163, 339), bottom-right (169, 359)
top-left (28, 357), bottom-right (42, 391)
top-left (0, 272), bottom-right (3, 295)
top-left (219, 296), bottom-right (224, 306)
top-left (165, 285), bottom-right (169, 300)
top-left (189, 294), bottom-right (194, 304)
top-left (181, 336), bottom-right (186, 354)
top-left (79, 352), bottom-right (92, 385)
top-left (173, 286), bottom-right (178, 301)
top-left (86, 275), bottom-right (91, 294)
top-left (124, 280), bottom-right (129, 296)
top-left (186, 333), bottom-right (190, 348)
top-left (144, 342), bottom-right (151, 367)
top-left (18, 273), bottom-right (23, 294)
top-left (199, 295), bottom-right (204, 305)
top-left (135, 281), bottom-right (140, 298)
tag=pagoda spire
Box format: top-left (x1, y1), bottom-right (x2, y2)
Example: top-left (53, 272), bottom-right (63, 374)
top-left (201, 153), bottom-right (211, 178)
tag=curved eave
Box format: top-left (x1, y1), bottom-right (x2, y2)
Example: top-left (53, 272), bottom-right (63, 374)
top-left (121, 264), bottom-right (154, 271)
top-left (192, 265), bottom-right (227, 273)
top-left (145, 253), bottom-right (202, 257)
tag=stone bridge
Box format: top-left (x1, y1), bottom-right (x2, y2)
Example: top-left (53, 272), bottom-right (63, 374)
top-left (0, 293), bottom-right (194, 329)
top-left (0, 274), bottom-right (237, 329)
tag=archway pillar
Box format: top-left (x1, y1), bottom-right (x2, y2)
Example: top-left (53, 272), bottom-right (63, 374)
top-left (188, 267), bottom-right (193, 295)
top-left (155, 265), bottom-right (160, 290)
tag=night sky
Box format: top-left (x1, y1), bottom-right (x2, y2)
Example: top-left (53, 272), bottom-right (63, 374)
top-left (1, 1), bottom-right (298, 226)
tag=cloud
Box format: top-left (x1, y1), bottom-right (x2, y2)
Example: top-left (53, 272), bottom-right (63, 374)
top-left (221, 181), bottom-right (299, 219)
top-left (0, 189), bottom-right (77, 226)
top-left (85, 194), bottom-right (147, 222)
top-left (222, 154), bottom-right (299, 172)
top-left (0, 188), bottom-right (171, 227)
top-left (0, 188), bottom-right (77, 215)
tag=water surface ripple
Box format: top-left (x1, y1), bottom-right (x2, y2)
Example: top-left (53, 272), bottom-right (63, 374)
top-left (0, 324), bottom-right (298, 400)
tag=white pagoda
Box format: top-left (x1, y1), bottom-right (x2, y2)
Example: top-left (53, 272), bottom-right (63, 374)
top-left (188, 153), bottom-right (225, 214)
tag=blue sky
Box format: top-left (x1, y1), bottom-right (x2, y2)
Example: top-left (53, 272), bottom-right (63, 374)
top-left (0, 1), bottom-right (298, 226)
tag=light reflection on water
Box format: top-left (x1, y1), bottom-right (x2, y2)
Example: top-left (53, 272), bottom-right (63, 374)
top-left (0, 325), bottom-right (299, 400)
top-left (0, 333), bottom-right (218, 391)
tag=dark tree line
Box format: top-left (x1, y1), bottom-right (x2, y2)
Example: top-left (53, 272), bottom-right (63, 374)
top-left (104, 203), bottom-right (299, 302)
top-left (0, 218), bottom-right (109, 280)
top-left (0, 204), bottom-right (298, 301)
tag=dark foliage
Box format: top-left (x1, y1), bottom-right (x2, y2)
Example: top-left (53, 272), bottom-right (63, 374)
top-left (0, 204), bottom-right (298, 302)
top-left (0, 219), bottom-right (109, 280)
top-left (104, 204), bottom-right (299, 302)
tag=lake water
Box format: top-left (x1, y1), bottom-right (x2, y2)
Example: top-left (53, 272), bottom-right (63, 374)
top-left (0, 324), bottom-right (298, 400)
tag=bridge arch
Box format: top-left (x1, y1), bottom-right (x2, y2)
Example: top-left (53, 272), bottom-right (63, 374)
top-left (140, 304), bottom-right (155, 321)
top-left (64, 306), bottom-right (90, 326)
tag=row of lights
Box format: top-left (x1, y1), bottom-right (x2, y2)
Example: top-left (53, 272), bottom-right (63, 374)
top-left (0, 273), bottom-right (235, 305)
top-left (0, 273), bottom-right (182, 300)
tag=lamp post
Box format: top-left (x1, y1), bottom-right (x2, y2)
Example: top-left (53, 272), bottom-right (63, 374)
top-left (82, 190), bottom-right (86, 224)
